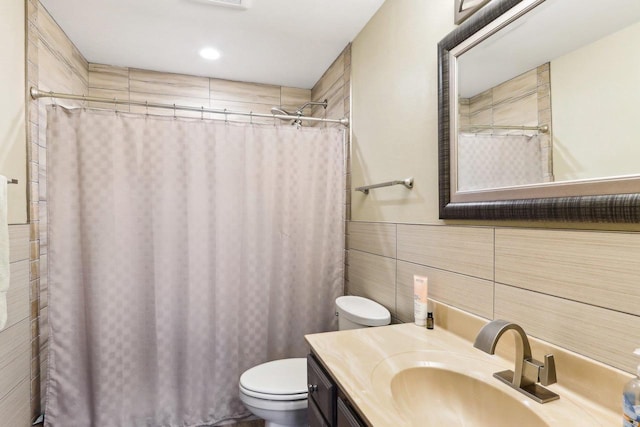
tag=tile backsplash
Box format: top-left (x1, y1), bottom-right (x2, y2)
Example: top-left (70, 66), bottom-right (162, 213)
top-left (347, 221), bottom-right (640, 375)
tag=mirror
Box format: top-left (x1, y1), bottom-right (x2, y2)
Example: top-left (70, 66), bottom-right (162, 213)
top-left (438, 0), bottom-right (640, 222)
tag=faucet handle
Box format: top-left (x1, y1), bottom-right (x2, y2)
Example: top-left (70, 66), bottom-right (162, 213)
top-left (539, 354), bottom-right (557, 386)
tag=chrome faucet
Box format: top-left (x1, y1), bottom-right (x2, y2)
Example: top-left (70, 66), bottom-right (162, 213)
top-left (474, 319), bottom-right (559, 403)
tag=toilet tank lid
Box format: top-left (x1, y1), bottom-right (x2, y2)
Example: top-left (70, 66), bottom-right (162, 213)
top-left (335, 296), bottom-right (391, 326)
top-left (240, 358), bottom-right (307, 396)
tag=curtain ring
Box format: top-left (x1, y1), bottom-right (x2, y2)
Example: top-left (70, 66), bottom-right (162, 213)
top-left (82, 94), bottom-right (87, 111)
top-left (145, 101), bottom-right (149, 117)
top-left (173, 103), bottom-right (177, 119)
top-left (50, 91), bottom-right (57, 108)
top-left (113, 97), bottom-right (118, 114)
top-left (201, 106), bottom-right (204, 120)
top-left (224, 108), bottom-right (228, 124)
top-left (250, 111), bottom-right (253, 125)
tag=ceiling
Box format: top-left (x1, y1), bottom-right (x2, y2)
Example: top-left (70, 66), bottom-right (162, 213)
top-left (458, 0), bottom-right (640, 97)
top-left (39, 0), bottom-right (385, 89)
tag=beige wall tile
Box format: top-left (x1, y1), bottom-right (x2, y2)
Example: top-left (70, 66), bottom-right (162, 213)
top-left (87, 87), bottom-right (131, 112)
top-left (469, 89), bottom-right (492, 115)
top-left (280, 87), bottom-right (310, 111)
top-left (9, 225), bottom-right (29, 263)
top-left (495, 284), bottom-right (640, 373)
top-left (38, 43), bottom-right (83, 107)
top-left (210, 79), bottom-right (280, 105)
top-left (397, 260), bottom-right (494, 322)
top-left (0, 319), bottom-right (30, 370)
top-left (88, 63), bottom-right (129, 91)
top-left (323, 97), bottom-right (345, 126)
top-left (0, 379), bottom-right (30, 427)
top-left (537, 94), bottom-right (550, 114)
top-left (6, 261), bottom-right (30, 330)
top-left (348, 221), bottom-right (396, 258)
top-left (37, 6), bottom-right (88, 85)
top-left (0, 347), bottom-right (30, 401)
top-left (347, 250), bottom-right (396, 315)
top-left (469, 108), bottom-right (492, 128)
top-left (130, 69), bottom-right (209, 99)
top-left (38, 307), bottom-right (48, 349)
top-left (209, 99), bottom-right (275, 124)
top-left (397, 224), bottom-right (494, 280)
top-left (493, 92), bottom-right (537, 127)
top-left (129, 91), bottom-right (210, 118)
top-left (496, 228), bottom-right (640, 315)
top-left (312, 53), bottom-right (345, 101)
top-left (538, 107), bottom-right (551, 125)
top-left (493, 69), bottom-right (537, 105)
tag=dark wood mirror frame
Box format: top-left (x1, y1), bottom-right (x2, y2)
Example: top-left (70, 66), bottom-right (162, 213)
top-left (438, 0), bottom-right (640, 223)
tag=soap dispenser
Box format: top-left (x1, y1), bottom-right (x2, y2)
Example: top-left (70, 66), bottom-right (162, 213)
top-left (623, 349), bottom-right (640, 427)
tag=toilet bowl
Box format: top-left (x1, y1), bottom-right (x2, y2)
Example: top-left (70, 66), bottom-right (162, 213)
top-left (239, 358), bottom-right (308, 427)
top-left (238, 296), bottom-right (391, 426)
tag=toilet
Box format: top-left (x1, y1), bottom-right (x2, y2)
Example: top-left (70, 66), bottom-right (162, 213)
top-left (238, 296), bottom-right (390, 427)
top-left (334, 295), bottom-right (392, 330)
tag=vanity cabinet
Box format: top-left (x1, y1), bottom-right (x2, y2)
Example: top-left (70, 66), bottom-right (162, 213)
top-left (307, 354), bottom-right (368, 427)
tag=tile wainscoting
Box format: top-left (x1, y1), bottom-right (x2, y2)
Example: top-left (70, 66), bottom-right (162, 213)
top-left (0, 225), bottom-right (31, 426)
top-left (346, 221), bottom-right (640, 375)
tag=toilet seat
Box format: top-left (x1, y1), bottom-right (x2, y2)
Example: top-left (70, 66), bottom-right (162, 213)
top-left (238, 390), bottom-right (308, 412)
top-left (240, 384), bottom-right (307, 401)
top-left (239, 358), bottom-right (308, 401)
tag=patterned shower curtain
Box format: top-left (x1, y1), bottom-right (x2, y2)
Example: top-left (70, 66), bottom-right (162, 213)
top-left (44, 106), bottom-right (345, 427)
top-left (457, 133), bottom-right (553, 191)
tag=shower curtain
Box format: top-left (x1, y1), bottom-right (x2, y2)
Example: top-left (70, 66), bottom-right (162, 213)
top-left (44, 106), bottom-right (345, 427)
top-left (457, 133), bottom-right (552, 191)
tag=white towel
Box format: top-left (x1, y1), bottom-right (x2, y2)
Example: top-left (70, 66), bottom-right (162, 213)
top-left (0, 176), bottom-right (9, 331)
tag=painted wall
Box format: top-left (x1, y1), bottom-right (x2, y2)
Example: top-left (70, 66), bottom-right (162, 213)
top-left (351, 0), bottom-right (455, 223)
top-left (551, 20), bottom-right (640, 181)
top-left (347, 0), bottom-right (640, 389)
top-left (0, 0), bottom-right (27, 224)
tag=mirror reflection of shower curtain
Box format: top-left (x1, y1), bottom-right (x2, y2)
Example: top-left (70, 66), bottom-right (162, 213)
top-left (457, 133), bottom-right (553, 191)
top-left (44, 106), bottom-right (345, 427)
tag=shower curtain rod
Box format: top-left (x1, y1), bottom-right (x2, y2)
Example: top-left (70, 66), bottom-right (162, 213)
top-left (30, 87), bottom-right (349, 126)
top-left (461, 124), bottom-right (549, 133)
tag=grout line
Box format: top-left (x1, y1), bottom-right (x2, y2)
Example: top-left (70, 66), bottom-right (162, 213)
top-left (493, 227), bottom-right (496, 320)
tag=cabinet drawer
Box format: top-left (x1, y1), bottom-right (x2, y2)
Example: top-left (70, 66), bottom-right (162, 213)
top-left (307, 354), bottom-right (336, 425)
top-left (309, 398), bottom-right (330, 427)
top-left (337, 397), bottom-right (366, 427)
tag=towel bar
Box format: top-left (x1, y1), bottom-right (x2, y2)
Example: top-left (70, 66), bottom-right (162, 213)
top-left (355, 177), bottom-right (413, 195)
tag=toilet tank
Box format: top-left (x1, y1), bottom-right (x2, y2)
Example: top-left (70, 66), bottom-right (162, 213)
top-left (335, 296), bottom-right (391, 330)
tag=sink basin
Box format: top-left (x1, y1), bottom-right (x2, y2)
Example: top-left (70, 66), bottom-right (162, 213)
top-left (370, 351), bottom-right (560, 427)
top-left (390, 366), bottom-right (548, 426)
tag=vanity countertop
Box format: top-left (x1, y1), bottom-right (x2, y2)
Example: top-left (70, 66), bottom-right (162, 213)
top-left (305, 323), bottom-right (619, 426)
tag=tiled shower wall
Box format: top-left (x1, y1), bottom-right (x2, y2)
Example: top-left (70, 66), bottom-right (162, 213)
top-left (346, 221), bottom-right (640, 375)
top-left (458, 63), bottom-right (551, 136)
top-left (0, 225), bottom-right (31, 425)
top-left (87, 65), bottom-right (311, 124)
top-left (27, 0), bottom-right (89, 422)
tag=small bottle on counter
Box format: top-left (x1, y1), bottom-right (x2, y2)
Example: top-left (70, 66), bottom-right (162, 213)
top-left (426, 312), bottom-right (434, 330)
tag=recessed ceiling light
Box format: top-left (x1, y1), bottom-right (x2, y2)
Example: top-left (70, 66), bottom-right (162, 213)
top-left (199, 47), bottom-right (221, 60)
